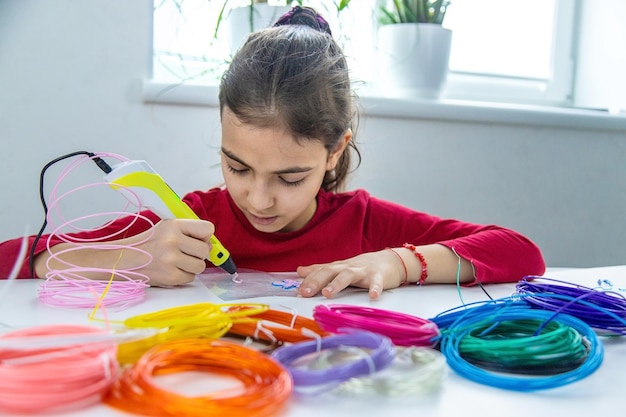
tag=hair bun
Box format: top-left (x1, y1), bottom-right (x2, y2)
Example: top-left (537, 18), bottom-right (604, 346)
top-left (273, 6), bottom-right (332, 36)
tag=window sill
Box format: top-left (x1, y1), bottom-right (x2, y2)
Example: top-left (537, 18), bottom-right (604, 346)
top-left (143, 80), bottom-right (626, 133)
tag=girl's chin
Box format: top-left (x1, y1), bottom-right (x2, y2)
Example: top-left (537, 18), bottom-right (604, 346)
top-left (251, 222), bottom-right (275, 231)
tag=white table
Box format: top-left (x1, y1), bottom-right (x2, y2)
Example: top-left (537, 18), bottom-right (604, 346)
top-left (1, 266), bottom-right (625, 417)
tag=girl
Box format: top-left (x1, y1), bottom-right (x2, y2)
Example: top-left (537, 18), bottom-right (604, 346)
top-left (0, 6), bottom-right (545, 299)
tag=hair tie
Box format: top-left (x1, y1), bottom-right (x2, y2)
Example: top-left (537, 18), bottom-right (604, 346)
top-left (273, 6), bottom-right (332, 36)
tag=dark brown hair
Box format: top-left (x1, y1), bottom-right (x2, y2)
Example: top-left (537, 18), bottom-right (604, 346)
top-left (218, 7), bottom-right (360, 192)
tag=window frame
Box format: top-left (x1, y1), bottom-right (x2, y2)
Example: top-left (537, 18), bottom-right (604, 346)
top-left (151, 0), bottom-right (579, 108)
top-left (441, 0), bottom-right (579, 106)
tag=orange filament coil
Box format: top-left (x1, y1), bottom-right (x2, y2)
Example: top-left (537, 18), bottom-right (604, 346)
top-left (0, 325), bottom-right (118, 414)
top-left (117, 303), bottom-right (268, 364)
top-left (227, 307), bottom-right (331, 344)
top-left (105, 338), bottom-right (293, 417)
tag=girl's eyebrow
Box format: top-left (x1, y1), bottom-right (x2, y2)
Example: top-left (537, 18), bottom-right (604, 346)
top-left (221, 147), bottom-right (248, 166)
top-left (221, 147), bottom-right (314, 175)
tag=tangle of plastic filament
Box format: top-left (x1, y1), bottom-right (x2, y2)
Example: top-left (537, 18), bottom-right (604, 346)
top-left (431, 298), bottom-right (603, 391)
top-left (270, 330), bottom-right (396, 393)
top-left (0, 325), bottom-right (118, 414)
top-left (312, 304), bottom-right (440, 347)
top-left (105, 338), bottom-right (293, 417)
top-left (516, 276), bottom-right (626, 335)
top-left (38, 152), bottom-right (152, 310)
top-left (226, 306), bottom-right (332, 344)
top-left (328, 347), bottom-right (447, 397)
top-left (115, 303), bottom-right (268, 364)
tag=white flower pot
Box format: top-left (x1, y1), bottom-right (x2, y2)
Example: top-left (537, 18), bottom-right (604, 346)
top-left (375, 23), bottom-right (452, 99)
top-left (227, 4), bottom-right (291, 53)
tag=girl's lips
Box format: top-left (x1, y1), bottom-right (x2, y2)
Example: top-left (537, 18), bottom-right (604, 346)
top-left (248, 213), bottom-right (278, 226)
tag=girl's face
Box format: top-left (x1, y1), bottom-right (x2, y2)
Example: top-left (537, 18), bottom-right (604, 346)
top-left (221, 107), bottom-right (348, 233)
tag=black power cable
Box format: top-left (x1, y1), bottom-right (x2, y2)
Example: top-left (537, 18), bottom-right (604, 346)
top-left (29, 151), bottom-right (112, 277)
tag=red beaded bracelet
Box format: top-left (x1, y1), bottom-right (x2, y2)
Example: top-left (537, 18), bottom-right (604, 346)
top-left (402, 243), bottom-right (428, 285)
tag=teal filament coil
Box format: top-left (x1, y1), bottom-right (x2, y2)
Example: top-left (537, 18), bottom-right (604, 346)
top-left (431, 299), bottom-right (603, 391)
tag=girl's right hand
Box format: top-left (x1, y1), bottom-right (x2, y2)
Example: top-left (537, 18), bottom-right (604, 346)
top-left (129, 219), bottom-right (215, 286)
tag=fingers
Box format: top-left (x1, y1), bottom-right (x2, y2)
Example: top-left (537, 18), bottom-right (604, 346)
top-left (149, 268), bottom-right (197, 287)
top-left (143, 219), bottom-right (215, 286)
top-left (175, 250), bottom-right (209, 275)
top-left (297, 263), bottom-right (385, 300)
top-left (297, 264), bottom-right (333, 297)
top-left (174, 220), bottom-right (214, 274)
top-left (156, 219), bottom-right (214, 260)
top-left (177, 230), bottom-right (212, 264)
top-left (176, 219), bottom-right (215, 243)
top-left (140, 243), bottom-right (205, 287)
top-left (309, 266), bottom-right (354, 298)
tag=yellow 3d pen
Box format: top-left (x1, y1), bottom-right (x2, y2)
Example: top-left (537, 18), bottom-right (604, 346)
top-left (104, 160), bottom-right (237, 275)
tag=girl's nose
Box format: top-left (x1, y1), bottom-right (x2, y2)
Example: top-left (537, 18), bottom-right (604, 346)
top-left (247, 182), bottom-right (273, 211)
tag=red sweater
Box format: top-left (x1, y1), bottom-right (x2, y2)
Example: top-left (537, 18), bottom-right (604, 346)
top-left (0, 188), bottom-right (545, 284)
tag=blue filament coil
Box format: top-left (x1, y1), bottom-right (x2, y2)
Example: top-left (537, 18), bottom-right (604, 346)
top-left (430, 298), bottom-right (603, 391)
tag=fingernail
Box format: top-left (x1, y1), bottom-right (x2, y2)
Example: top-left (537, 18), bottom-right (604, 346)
top-left (301, 286), bottom-right (313, 295)
top-left (322, 286), bottom-right (334, 295)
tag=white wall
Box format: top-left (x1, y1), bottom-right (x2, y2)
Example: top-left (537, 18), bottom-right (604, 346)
top-left (1, 0), bottom-right (625, 269)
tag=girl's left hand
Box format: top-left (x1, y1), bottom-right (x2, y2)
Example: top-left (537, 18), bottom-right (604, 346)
top-left (296, 249), bottom-right (405, 299)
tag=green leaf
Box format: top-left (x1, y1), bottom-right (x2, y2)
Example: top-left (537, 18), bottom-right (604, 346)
top-left (338, 0), bottom-right (352, 11)
top-left (213, 0), bottom-right (231, 39)
top-left (378, 0), bottom-right (450, 25)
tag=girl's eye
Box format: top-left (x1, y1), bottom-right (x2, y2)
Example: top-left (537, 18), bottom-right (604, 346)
top-left (226, 164), bottom-right (248, 175)
top-left (280, 177), bottom-right (305, 187)
top-left (226, 162), bottom-right (305, 186)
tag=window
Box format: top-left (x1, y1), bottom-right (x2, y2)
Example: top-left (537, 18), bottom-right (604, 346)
top-left (444, 0), bottom-right (576, 106)
top-left (152, 0), bottom-right (578, 107)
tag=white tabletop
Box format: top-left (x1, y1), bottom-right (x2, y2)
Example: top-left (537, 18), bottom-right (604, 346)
top-left (1, 266), bottom-right (625, 417)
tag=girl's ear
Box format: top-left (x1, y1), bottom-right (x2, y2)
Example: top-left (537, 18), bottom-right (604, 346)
top-left (326, 129), bottom-right (352, 170)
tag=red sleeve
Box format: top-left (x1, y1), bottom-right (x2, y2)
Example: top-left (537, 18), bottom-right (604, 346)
top-left (363, 195), bottom-right (546, 285)
top-left (436, 224), bottom-right (546, 285)
top-left (0, 237), bottom-right (37, 279)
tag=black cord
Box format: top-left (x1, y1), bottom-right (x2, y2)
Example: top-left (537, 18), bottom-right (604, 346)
top-left (476, 278), bottom-right (493, 300)
top-left (29, 151), bottom-right (112, 277)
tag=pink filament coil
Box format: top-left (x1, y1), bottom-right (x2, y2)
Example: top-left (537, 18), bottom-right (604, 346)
top-left (38, 153), bottom-right (153, 309)
top-left (313, 304), bottom-right (440, 347)
top-left (0, 324), bottom-right (119, 413)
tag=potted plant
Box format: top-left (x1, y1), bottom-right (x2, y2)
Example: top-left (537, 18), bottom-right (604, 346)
top-left (375, 0), bottom-right (453, 99)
